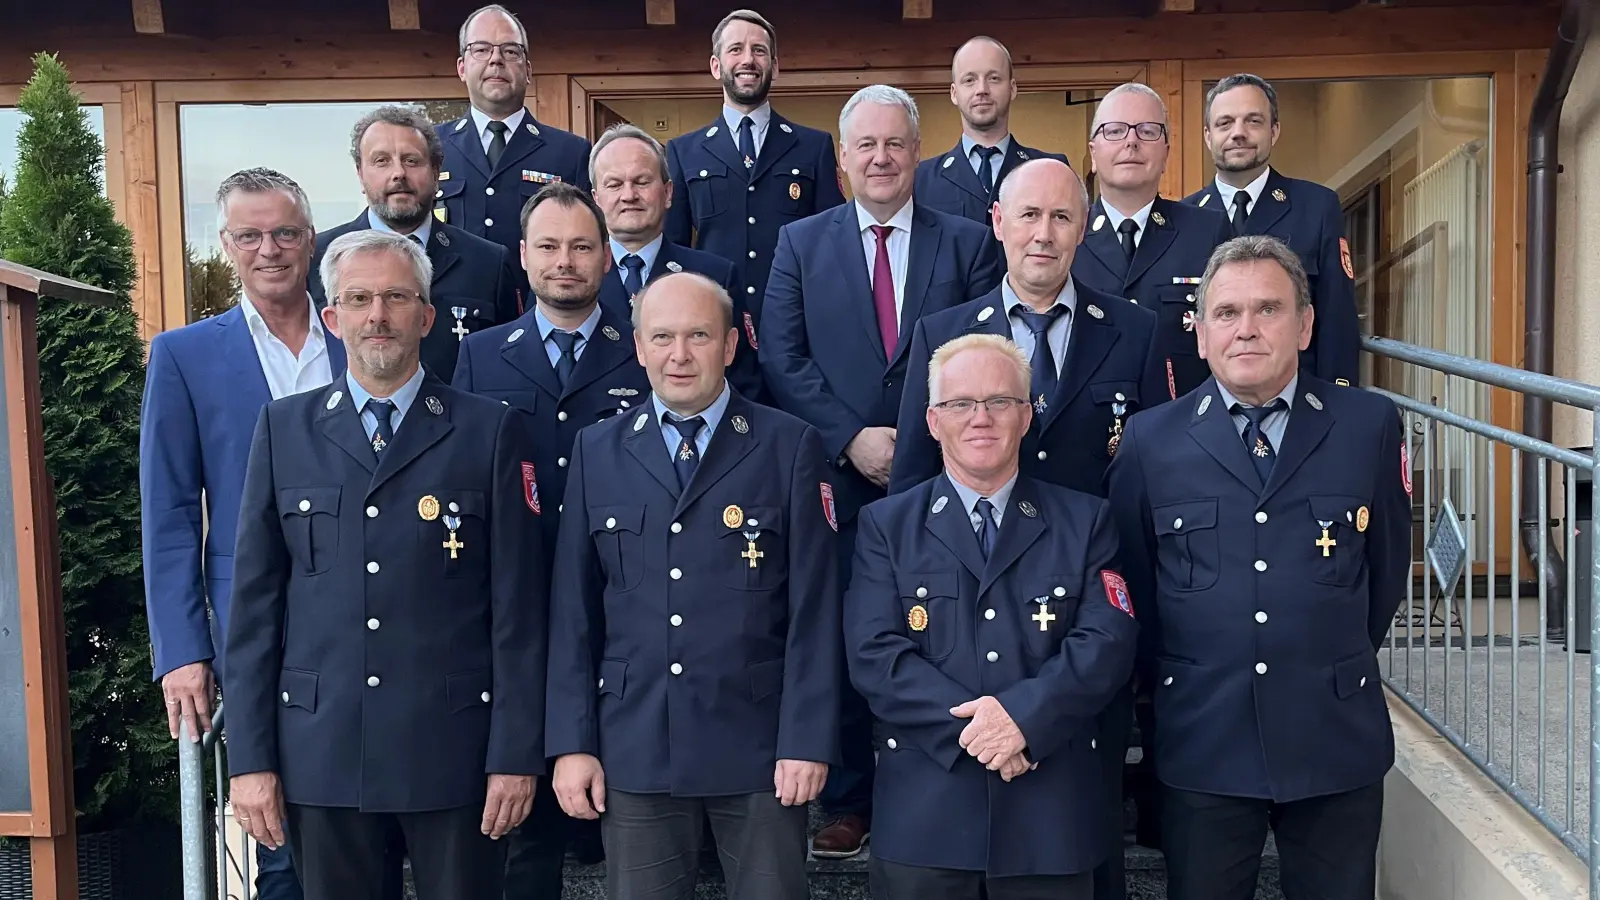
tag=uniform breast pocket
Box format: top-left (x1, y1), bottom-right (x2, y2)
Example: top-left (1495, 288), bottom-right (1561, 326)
top-left (687, 163), bottom-right (732, 219)
top-left (435, 179), bottom-right (465, 223)
top-left (591, 506), bottom-right (646, 592)
top-left (1308, 494), bottom-right (1368, 586)
top-left (722, 505), bottom-right (786, 591)
top-left (435, 294), bottom-right (497, 332)
top-left (279, 486), bottom-right (342, 576)
top-left (416, 490), bottom-right (486, 578)
top-left (1154, 283), bottom-right (1201, 355)
top-left (1089, 382), bottom-right (1138, 459)
top-left (1022, 577), bottom-right (1080, 658)
top-left (771, 166), bottom-right (815, 217)
top-left (1153, 499), bottom-right (1219, 592)
top-left (898, 572), bottom-right (960, 661)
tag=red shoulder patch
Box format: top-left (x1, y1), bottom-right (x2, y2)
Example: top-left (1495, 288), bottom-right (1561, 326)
top-left (743, 311), bottom-right (760, 351)
top-left (1102, 571), bottom-right (1134, 617)
top-left (820, 482), bottom-right (837, 532)
top-left (522, 462), bottom-right (541, 515)
top-left (1400, 440), bottom-right (1412, 498)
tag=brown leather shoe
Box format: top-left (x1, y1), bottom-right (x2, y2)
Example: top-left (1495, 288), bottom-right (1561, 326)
top-left (810, 814), bottom-right (869, 859)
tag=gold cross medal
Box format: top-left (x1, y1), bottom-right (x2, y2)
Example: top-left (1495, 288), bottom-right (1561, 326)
top-left (1031, 597), bottom-right (1057, 632)
top-left (442, 515), bottom-right (465, 559)
top-left (740, 530), bottom-right (764, 568)
top-left (1316, 520), bottom-right (1337, 557)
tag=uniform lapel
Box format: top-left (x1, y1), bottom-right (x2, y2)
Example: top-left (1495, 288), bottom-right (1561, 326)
top-left (1258, 380), bottom-right (1333, 505)
top-left (699, 119), bottom-right (749, 181)
top-left (446, 118), bottom-right (491, 179)
top-left (937, 142), bottom-right (989, 203)
top-left (1042, 290), bottom-right (1118, 433)
top-left (1186, 379), bottom-right (1261, 493)
top-left (1125, 199), bottom-right (1178, 287)
top-left (923, 475), bottom-right (987, 583)
top-left (1083, 201), bottom-right (1129, 287)
top-left (830, 206), bottom-right (885, 364)
top-left (1193, 183), bottom-right (1224, 217)
top-left (621, 404), bottom-right (682, 497)
top-left (749, 113), bottom-right (798, 181)
top-left (563, 308), bottom-right (636, 400)
top-left (1246, 170), bottom-right (1291, 236)
top-left (980, 476), bottom-right (1047, 598)
top-left (499, 314), bottom-right (564, 399)
top-left (315, 381), bottom-right (377, 475)
top-left (893, 207), bottom-right (940, 369)
top-left (368, 375), bottom-right (455, 496)
top-left (992, 140), bottom-right (1034, 191)
top-left (492, 111), bottom-right (547, 180)
top-left (427, 224), bottom-right (461, 284)
top-left (674, 391), bottom-right (759, 518)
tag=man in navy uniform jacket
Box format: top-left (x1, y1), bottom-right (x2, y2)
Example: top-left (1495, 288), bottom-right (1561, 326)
top-left (1070, 83), bottom-right (1232, 403)
top-left (546, 271), bottom-right (840, 900)
top-left (310, 105), bottom-right (520, 384)
top-left (1106, 235), bottom-right (1410, 900)
top-left (1184, 73), bottom-right (1361, 387)
top-left (759, 83), bottom-right (999, 857)
top-left (663, 9), bottom-right (847, 325)
top-left (846, 333), bottom-right (1137, 900)
top-left (589, 121), bottom-right (765, 403)
top-left (224, 230), bottom-right (546, 900)
top-left (914, 36), bottom-right (1071, 270)
top-left (434, 5), bottom-right (591, 277)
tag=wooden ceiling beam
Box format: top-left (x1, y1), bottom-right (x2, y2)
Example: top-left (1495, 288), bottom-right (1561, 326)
top-left (645, 0), bottom-right (674, 26)
top-left (904, 0), bottom-right (932, 19)
top-left (132, 0), bottom-right (164, 34)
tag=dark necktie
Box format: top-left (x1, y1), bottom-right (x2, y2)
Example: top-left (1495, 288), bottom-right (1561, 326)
top-left (975, 498), bottom-right (999, 559)
top-left (1231, 190), bottom-right (1251, 235)
top-left (870, 224), bottom-right (899, 356)
top-left (1118, 218), bottom-right (1139, 266)
top-left (620, 254), bottom-right (645, 299)
top-left (1233, 399), bottom-right (1287, 485)
top-left (738, 115), bottom-right (756, 170)
top-left (973, 145), bottom-right (1002, 201)
top-left (486, 120), bottom-right (509, 170)
top-left (1013, 306), bottom-right (1067, 417)
top-left (409, 234), bottom-right (424, 247)
top-left (550, 329), bottom-right (580, 389)
top-left (667, 415), bottom-right (706, 489)
top-left (367, 398), bottom-right (396, 457)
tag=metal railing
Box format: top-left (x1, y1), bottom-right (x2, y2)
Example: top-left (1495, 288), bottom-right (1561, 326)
top-left (1366, 334), bottom-right (1600, 898)
top-left (178, 704), bottom-right (249, 900)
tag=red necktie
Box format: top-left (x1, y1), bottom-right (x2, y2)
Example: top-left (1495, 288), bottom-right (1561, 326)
top-left (870, 224), bottom-right (898, 356)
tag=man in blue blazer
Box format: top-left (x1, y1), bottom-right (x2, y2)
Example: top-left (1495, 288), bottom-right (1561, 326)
top-left (663, 9), bottom-right (847, 326)
top-left (590, 121), bottom-right (765, 403)
top-left (1070, 83), bottom-right (1232, 404)
top-left (309, 105), bottom-right (521, 384)
top-left (434, 5), bottom-right (592, 278)
top-left (760, 84), bottom-right (1000, 859)
top-left (140, 168), bottom-right (344, 900)
top-left (1184, 73), bottom-right (1361, 387)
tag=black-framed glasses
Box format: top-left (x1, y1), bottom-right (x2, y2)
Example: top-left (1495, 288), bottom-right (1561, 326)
top-left (334, 288), bottom-right (424, 311)
top-left (932, 396), bottom-right (1029, 417)
top-left (1094, 121), bottom-right (1168, 142)
top-left (224, 226), bottom-right (307, 250)
top-left (462, 41), bottom-right (527, 62)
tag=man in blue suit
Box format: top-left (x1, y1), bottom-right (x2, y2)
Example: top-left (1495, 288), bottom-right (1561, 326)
top-left (1184, 74), bottom-right (1361, 387)
top-left (1071, 83), bottom-right (1232, 404)
top-left (846, 333), bottom-right (1138, 900)
top-left (310, 105), bottom-right (521, 384)
top-left (590, 121), bottom-right (765, 403)
top-left (760, 83), bottom-right (1000, 859)
top-left (914, 36), bottom-right (1071, 268)
top-left (547, 271), bottom-right (840, 900)
top-left (1106, 236), bottom-right (1410, 900)
top-left (434, 4), bottom-right (592, 276)
top-left (663, 9), bottom-right (847, 326)
top-left (140, 167), bottom-right (342, 900)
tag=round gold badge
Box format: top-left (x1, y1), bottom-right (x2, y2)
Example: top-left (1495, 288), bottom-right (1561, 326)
top-left (1356, 506), bottom-right (1370, 533)
top-left (789, 182), bottom-right (801, 200)
top-left (723, 504), bottom-right (745, 529)
top-left (419, 495), bottom-right (440, 521)
top-left (907, 605), bottom-right (928, 632)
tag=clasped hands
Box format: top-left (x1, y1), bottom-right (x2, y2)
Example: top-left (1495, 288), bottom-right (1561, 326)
top-left (952, 696), bottom-right (1034, 781)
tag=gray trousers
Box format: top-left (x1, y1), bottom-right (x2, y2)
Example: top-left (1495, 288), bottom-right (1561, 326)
top-left (601, 788), bottom-right (809, 900)
top-left (870, 857), bottom-right (1093, 900)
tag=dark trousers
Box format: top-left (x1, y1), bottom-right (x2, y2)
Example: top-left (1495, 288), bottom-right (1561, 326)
top-left (1090, 682), bottom-right (1133, 900)
top-left (870, 857), bottom-right (1092, 900)
top-left (502, 785), bottom-right (571, 899)
top-left (254, 840), bottom-right (303, 900)
top-left (1161, 781), bottom-right (1384, 900)
top-left (286, 802), bottom-right (507, 900)
top-left (819, 515), bottom-right (874, 820)
top-left (601, 788), bottom-right (808, 900)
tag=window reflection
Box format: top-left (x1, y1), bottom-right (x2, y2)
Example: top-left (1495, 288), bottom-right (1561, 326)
top-left (0, 105), bottom-right (108, 195)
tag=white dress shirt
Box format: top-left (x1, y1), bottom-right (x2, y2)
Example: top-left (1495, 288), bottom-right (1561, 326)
top-left (1216, 166), bottom-right (1273, 221)
top-left (857, 198), bottom-right (916, 329)
top-left (1102, 199), bottom-right (1155, 248)
top-left (237, 293), bottom-right (332, 400)
top-left (470, 107), bottom-right (528, 156)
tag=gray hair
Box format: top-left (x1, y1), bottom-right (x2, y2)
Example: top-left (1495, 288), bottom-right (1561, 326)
top-left (1204, 73), bottom-right (1279, 127)
top-left (588, 123), bottom-right (670, 189)
top-left (349, 105), bottom-right (445, 171)
top-left (631, 271), bottom-right (734, 333)
top-left (1091, 82), bottom-right (1169, 135)
top-left (712, 9), bottom-right (777, 57)
top-left (215, 167), bottom-right (314, 234)
top-left (839, 85), bottom-right (920, 145)
top-left (927, 333), bottom-right (1031, 406)
top-left (319, 230), bottom-right (435, 307)
top-left (1194, 234), bottom-right (1310, 319)
top-left (997, 158), bottom-right (1089, 217)
top-left (459, 4), bottom-right (528, 52)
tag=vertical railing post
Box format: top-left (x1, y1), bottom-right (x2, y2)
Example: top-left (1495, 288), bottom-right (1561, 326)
top-left (1588, 430), bottom-right (1599, 900)
top-left (177, 719), bottom-right (208, 900)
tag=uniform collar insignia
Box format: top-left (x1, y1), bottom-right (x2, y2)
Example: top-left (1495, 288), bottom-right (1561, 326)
top-left (931, 495), bottom-right (948, 514)
top-left (325, 390), bottom-right (343, 410)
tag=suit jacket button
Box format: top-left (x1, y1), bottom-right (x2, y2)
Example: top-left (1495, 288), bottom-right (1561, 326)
top-left (366, 506), bottom-right (379, 518)
top-left (748, 216), bottom-right (756, 224)
top-left (281, 692), bottom-right (290, 703)
top-left (1173, 518), bottom-right (1183, 530)
top-left (1255, 663), bottom-right (1268, 675)
top-left (671, 522), bottom-right (682, 534)
top-left (1255, 611), bottom-right (1267, 623)
top-left (1254, 560), bottom-right (1267, 572)
top-left (367, 561), bottom-right (380, 574)
top-left (368, 618), bottom-right (380, 630)
top-left (748, 250), bottom-right (757, 258)
top-left (558, 411), bottom-right (568, 422)
top-left (1163, 676), bottom-right (1173, 686)
top-left (916, 587), bottom-right (928, 599)
top-left (1256, 511), bottom-right (1268, 523)
top-left (481, 692), bottom-right (491, 703)
top-left (670, 614), bottom-right (683, 626)
top-left (598, 678), bottom-right (604, 689)
top-left (485, 218), bottom-right (494, 227)
top-left (747, 286), bottom-right (755, 294)
top-left (670, 663), bottom-right (683, 675)
top-left (367, 676), bottom-right (381, 687)
top-left (670, 568), bottom-right (683, 580)
top-left (1091, 739), bottom-right (1098, 749)
top-left (886, 738), bottom-right (898, 750)
top-left (1360, 677), bottom-right (1367, 687)
top-left (986, 651), bottom-right (999, 663)
top-left (1053, 587), bottom-right (1066, 598)
top-left (486, 187), bottom-right (495, 196)
top-left (748, 185), bottom-right (755, 192)
top-left (606, 517), bottom-right (617, 530)
top-left (298, 499), bottom-right (311, 512)
top-left (984, 609), bottom-right (995, 620)
top-left (558, 457), bottom-right (568, 467)
top-left (1037, 451), bottom-right (1047, 461)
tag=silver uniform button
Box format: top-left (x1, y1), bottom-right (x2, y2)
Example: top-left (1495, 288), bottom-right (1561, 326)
top-left (1360, 677), bottom-right (1368, 687)
top-left (747, 286), bottom-right (755, 294)
top-left (1256, 511), bottom-right (1268, 523)
top-left (367, 561), bottom-right (380, 574)
top-left (1038, 451), bottom-right (1048, 461)
top-left (1174, 518), bottom-right (1183, 530)
top-left (367, 618), bottom-right (380, 630)
top-left (670, 614), bottom-right (683, 626)
top-left (916, 587), bottom-right (928, 599)
top-left (986, 651), bottom-right (1000, 663)
top-left (1255, 663), bottom-right (1268, 675)
top-left (748, 250), bottom-right (757, 258)
top-left (368, 676), bottom-right (381, 687)
top-left (1091, 739), bottom-right (1098, 749)
top-left (1053, 586), bottom-right (1066, 598)
top-left (1163, 676), bottom-right (1174, 686)
top-left (606, 517), bottom-right (617, 530)
top-left (598, 678), bottom-right (604, 689)
top-left (1255, 611), bottom-right (1268, 623)
top-left (670, 663), bottom-right (683, 675)
top-left (449, 501), bottom-right (460, 514)
top-left (485, 187), bottom-right (495, 196)
top-left (558, 411), bottom-right (568, 422)
top-left (670, 568), bottom-right (682, 580)
top-left (481, 692), bottom-right (491, 703)
top-left (485, 218), bottom-right (494, 227)
top-left (298, 499), bottom-right (310, 512)
top-left (984, 609), bottom-right (995, 620)
top-left (671, 522), bottom-right (682, 534)
top-left (748, 217), bottom-right (756, 224)
top-left (558, 457), bottom-right (568, 467)
top-left (366, 506), bottom-right (379, 518)
top-left (887, 738), bottom-right (898, 750)
top-left (281, 692), bottom-right (290, 703)
top-left (1255, 560), bottom-right (1267, 572)
top-left (748, 185), bottom-right (755, 192)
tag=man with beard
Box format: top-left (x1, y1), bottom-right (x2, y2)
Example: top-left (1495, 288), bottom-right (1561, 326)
top-left (312, 105), bottom-right (521, 384)
top-left (914, 36), bottom-right (1072, 270)
top-left (1071, 82), bottom-right (1233, 405)
top-left (225, 229), bottom-right (547, 900)
top-left (453, 181), bottom-right (651, 897)
top-left (664, 8), bottom-right (846, 329)
top-left (1183, 74), bottom-right (1360, 388)
top-left (435, 4), bottom-right (592, 281)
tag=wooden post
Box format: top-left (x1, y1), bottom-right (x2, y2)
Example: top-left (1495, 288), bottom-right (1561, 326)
top-left (0, 260), bottom-right (115, 900)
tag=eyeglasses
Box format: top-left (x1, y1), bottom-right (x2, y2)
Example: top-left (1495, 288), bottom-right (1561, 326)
top-left (224, 226), bottom-right (307, 250)
top-left (463, 41), bottom-right (527, 62)
top-left (334, 288), bottom-right (424, 311)
top-left (931, 396), bottom-right (1029, 417)
top-left (1094, 121), bottom-right (1168, 143)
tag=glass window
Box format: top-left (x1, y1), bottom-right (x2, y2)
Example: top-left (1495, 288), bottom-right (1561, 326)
top-left (0, 105), bottom-right (108, 194)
